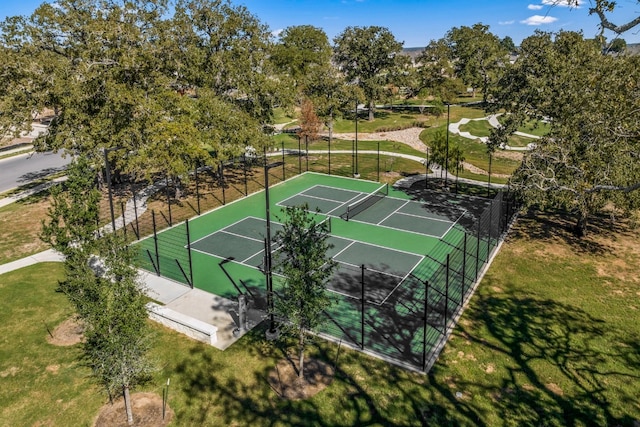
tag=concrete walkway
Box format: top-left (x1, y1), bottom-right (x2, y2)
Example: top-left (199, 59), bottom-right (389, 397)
top-left (448, 113), bottom-right (538, 151)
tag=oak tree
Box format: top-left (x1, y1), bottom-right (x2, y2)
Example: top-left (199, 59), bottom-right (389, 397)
top-left (272, 206), bottom-right (337, 380)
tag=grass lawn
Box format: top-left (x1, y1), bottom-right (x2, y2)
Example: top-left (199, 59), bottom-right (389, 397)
top-left (2, 212), bottom-right (639, 426)
top-left (419, 128), bottom-right (521, 178)
top-left (458, 119), bottom-right (493, 138)
top-left (497, 116), bottom-right (551, 138)
top-left (273, 133), bottom-right (426, 158)
top-left (0, 193), bottom-right (52, 264)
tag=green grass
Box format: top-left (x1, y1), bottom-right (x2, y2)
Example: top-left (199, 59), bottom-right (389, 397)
top-left (458, 119), bottom-right (494, 138)
top-left (506, 133), bottom-right (536, 148)
top-left (332, 110), bottom-right (429, 133)
top-left (3, 212), bottom-right (639, 426)
top-left (419, 128), bottom-right (521, 178)
top-left (272, 133), bottom-right (426, 158)
top-left (0, 194), bottom-right (52, 264)
top-left (497, 116), bottom-right (551, 137)
top-left (271, 107), bottom-right (296, 125)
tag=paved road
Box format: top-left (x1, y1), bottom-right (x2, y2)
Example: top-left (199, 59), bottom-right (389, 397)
top-left (0, 150), bottom-right (71, 193)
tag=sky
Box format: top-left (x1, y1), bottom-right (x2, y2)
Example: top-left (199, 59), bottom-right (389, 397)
top-left (1, 0), bottom-right (639, 47)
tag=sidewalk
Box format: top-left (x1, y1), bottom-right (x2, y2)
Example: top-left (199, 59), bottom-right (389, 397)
top-left (0, 248), bottom-right (263, 351)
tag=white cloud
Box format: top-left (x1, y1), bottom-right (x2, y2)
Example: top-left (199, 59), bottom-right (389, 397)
top-left (528, 4), bottom-right (543, 10)
top-left (271, 28), bottom-right (283, 38)
top-left (541, 0), bottom-right (584, 7)
top-left (499, 20), bottom-right (515, 25)
top-left (520, 15), bottom-right (558, 25)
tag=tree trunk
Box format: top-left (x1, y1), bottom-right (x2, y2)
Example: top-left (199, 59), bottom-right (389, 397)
top-left (368, 101), bottom-right (374, 121)
top-left (298, 329), bottom-right (305, 380)
top-left (574, 212), bottom-right (588, 237)
top-left (123, 384), bottom-right (134, 425)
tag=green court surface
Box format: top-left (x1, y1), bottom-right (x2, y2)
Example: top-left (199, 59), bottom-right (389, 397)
top-left (138, 173), bottom-right (455, 297)
top-left (136, 172), bottom-right (497, 369)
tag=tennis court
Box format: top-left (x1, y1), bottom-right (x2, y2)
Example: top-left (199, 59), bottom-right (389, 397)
top-left (190, 216), bottom-right (424, 305)
top-left (136, 172), bottom-right (517, 371)
top-left (277, 184), bottom-right (465, 239)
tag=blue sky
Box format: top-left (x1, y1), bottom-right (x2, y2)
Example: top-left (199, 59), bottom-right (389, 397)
top-left (2, 0), bottom-right (639, 46)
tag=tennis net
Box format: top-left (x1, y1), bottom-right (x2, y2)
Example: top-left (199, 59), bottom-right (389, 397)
top-left (341, 183), bottom-right (389, 221)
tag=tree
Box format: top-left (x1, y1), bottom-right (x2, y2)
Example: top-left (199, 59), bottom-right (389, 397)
top-left (568, 0), bottom-right (640, 38)
top-left (270, 25), bottom-right (332, 91)
top-left (333, 26), bottom-right (404, 121)
top-left (501, 36), bottom-right (517, 54)
top-left (41, 157), bottom-right (154, 424)
top-left (302, 66), bottom-right (358, 145)
top-left (608, 37), bottom-right (626, 53)
top-left (446, 23), bottom-right (508, 104)
top-left (449, 143), bottom-right (466, 191)
top-left (297, 98), bottom-right (323, 142)
top-left (492, 30), bottom-right (640, 235)
top-left (84, 234), bottom-right (155, 425)
top-left (171, 0), bottom-right (284, 124)
top-left (272, 206), bottom-right (337, 380)
top-left (0, 0), bottom-right (273, 188)
top-left (427, 129), bottom-right (448, 179)
top-left (414, 38), bottom-right (465, 104)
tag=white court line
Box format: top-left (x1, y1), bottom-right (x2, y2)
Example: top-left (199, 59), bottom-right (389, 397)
top-left (441, 209), bottom-right (469, 239)
top-left (378, 255), bottom-right (425, 306)
top-left (378, 199), bottom-right (410, 225)
top-left (348, 215), bottom-right (446, 239)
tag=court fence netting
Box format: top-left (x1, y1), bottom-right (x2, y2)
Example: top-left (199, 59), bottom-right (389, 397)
top-left (102, 148), bottom-right (518, 372)
top-left (316, 189), bottom-right (519, 372)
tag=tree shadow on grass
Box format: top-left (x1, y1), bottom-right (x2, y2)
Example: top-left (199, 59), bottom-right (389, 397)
top-left (446, 284), bottom-right (640, 426)
top-left (509, 209), bottom-right (622, 256)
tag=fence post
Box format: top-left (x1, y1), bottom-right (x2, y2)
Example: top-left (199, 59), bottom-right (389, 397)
top-left (165, 175), bottom-right (172, 227)
top-left (281, 141), bottom-right (286, 181)
top-left (133, 191), bottom-right (140, 239)
top-left (298, 135), bottom-right (302, 174)
top-left (305, 136), bottom-right (309, 172)
top-left (351, 140), bottom-right (355, 176)
top-left (219, 163), bottom-right (226, 205)
top-left (361, 264), bottom-right (365, 350)
top-left (445, 254), bottom-right (450, 332)
top-left (243, 154), bottom-right (248, 196)
top-left (377, 142), bottom-right (380, 182)
top-left (195, 162), bottom-right (201, 215)
top-left (488, 200), bottom-right (493, 258)
top-left (186, 219), bottom-right (194, 288)
top-left (462, 234), bottom-right (467, 301)
top-left (422, 279), bottom-right (429, 371)
top-left (328, 137), bottom-right (331, 175)
top-left (425, 148), bottom-right (429, 190)
top-left (152, 210), bottom-right (160, 276)
top-left (120, 201), bottom-right (126, 237)
top-left (476, 220), bottom-right (481, 279)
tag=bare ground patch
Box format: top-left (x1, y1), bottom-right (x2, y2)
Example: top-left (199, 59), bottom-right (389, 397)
top-left (93, 392), bottom-right (173, 427)
top-left (46, 317), bottom-right (84, 346)
top-left (267, 357), bottom-right (334, 400)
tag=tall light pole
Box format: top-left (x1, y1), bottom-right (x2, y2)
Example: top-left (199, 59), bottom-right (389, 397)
top-left (445, 103), bottom-right (450, 189)
top-left (354, 100), bottom-right (359, 178)
top-left (263, 151), bottom-right (283, 339)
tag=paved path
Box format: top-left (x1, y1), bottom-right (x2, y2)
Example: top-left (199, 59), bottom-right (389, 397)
top-left (448, 113), bottom-right (538, 151)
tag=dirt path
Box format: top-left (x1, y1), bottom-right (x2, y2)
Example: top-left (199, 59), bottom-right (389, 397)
top-left (327, 128), bottom-right (427, 151)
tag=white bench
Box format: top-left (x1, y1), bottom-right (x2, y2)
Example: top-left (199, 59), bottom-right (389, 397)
top-left (146, 302), bottom-right (218, 345)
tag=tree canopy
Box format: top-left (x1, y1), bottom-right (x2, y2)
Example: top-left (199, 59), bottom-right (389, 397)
top-left (333, 26), bottom-right (404, 120)
top-left (493, 30), bottom-right (640, 235)
top-left (0, 0), bottom-right (274, 183)
top-left (41, 157), bottom-right (154, 423)
top-left (273, 206), bottom-right (336, 380)
top-left (446, 23), bottom-right (508, 104)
